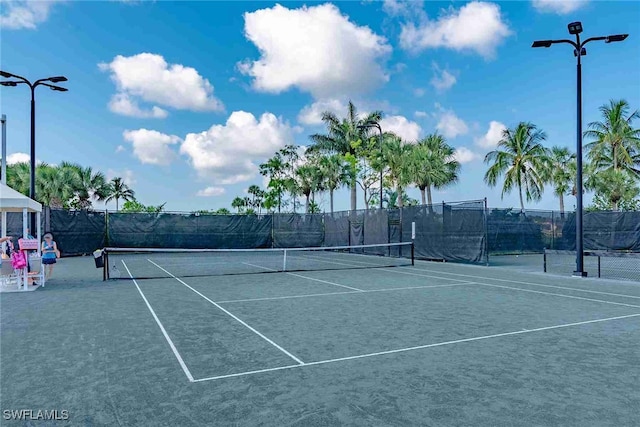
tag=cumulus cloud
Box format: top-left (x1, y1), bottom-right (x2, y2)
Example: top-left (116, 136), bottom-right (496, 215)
top-left (107, 93), bottom-right (168, 119)
top-left (298, 99), bottom-right (348, 125)
top-left (475, 120), bottom-right (506, 149)
top-left (430, 63), bottom-right (457, 92)
top-left (435, 105), bottom-right (468, 139)
top-left (239, 3), bottom-right (391, 99)
top-left (180, 111), bottom-right (296, 185)
top-left (414, 111), bottom-right (428, 118)
top-left (453, 147), bottom-right (482, 164)
top-left (380, 115), bottom-right (421, 142)
top-left (400, 2), bottom-right (511, 58)
top-left (99, 53), bottom-right (224, 118)
top-left (0, 0), bottom-right (63, 30)
top-left (532, 0), bottom-right (588, 14)
top-left (106, 169), bottom-right (137, 186)
top-left (123, 129), bottom-right (181, 165)
top-left (196, 187), bottom-right (226, 197)
top-left (5, 152), bottom-right (30, 164)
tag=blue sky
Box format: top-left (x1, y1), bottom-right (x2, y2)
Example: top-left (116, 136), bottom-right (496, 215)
top-left (1, 0), bottom-right (639, 212)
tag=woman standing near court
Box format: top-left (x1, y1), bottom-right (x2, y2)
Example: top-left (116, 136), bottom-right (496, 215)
top-left (41, 233), bottom-right (59, 279)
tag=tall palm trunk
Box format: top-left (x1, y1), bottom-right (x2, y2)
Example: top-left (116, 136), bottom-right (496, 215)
top-left (397, 185), bottom-right (403, 208)
top-left (116, 198), bottom-right (119, 211)
top-left (559, 193), bottom-right (565, 216)
top-left (518, 186), bottom-right (525, 212)
top-left (305, 194), bottom-right (310, 213)
top-left (426, 185), bottom-right (433, 207)
top-left (420, 187), bottom-right (426, 206)
top-left (329, 189), bottom-right (334, 214)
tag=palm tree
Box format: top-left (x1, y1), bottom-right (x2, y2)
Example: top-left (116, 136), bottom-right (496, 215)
top-left (231, 196), bottom-right (245, 213)
top-left (319, 154), bottom-right (347, 214)
top-left (6, 162), bottom-right (30, 195)
top-left (584, 99), bottom-right (640, 178)
top-left (484, 122), bottom-right (550, 212)
top-left (104, 177), bottom-right (135, 211)
top-left (215, 208), bottom-right (231, 215)
top-left (247, 185), bottom-right (261, 208)
top-left (295, 165), bottom-right (317, 213)
top-left (62, 162), bottom-right (108, 209)
top-left (309, 101), bottom-right (382, 211)
top-left (410, 133), bottom-right (460, 207)
top-left (546, 146), bottom-right (576, 216)
top-left (382, 134), bottom-right (412, 209)
top-left (36, 164), bottom-right (79, 208)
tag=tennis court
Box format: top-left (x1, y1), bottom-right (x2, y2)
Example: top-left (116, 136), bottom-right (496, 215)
top-left (2, 246), bottom-right (640, 426)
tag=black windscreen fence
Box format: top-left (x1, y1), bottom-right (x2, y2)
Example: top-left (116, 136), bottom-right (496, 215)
top-left (273, 214), bottom-right (323, 248)
top-left (5, 203), bottom-right (636, 263)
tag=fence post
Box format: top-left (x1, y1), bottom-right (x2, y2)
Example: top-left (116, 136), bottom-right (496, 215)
top-left (484, 198), bottom-right (490, 266)
top-left (551, 210), bottom-right (555, 250)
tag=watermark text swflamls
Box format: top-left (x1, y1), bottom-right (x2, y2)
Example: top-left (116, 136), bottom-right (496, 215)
top-left (3, 409), bottom-right (69, 421)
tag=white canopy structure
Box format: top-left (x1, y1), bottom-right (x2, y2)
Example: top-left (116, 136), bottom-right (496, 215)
top-left (1, 183), bottom-right (44, 291)
top-left (0, 183), bottom-right (42, 212)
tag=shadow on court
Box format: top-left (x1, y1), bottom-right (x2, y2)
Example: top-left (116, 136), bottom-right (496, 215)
top-left (1, 256), bottom-right (639, 426)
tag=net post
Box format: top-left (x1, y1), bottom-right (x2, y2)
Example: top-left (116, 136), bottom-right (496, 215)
top-left (103, 250), bottom-right (109, 281)
top-left (543, 249), bottom-right (547, 273)
top-left (283, 249), bottom-right (287, 272)
top-left (598, 254), bottom-right (601, 278)
top-left (411, 242), bottom-right (415, 265)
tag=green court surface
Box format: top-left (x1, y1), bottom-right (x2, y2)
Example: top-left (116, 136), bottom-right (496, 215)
top-left (2, 256), bottom-right (640, 426)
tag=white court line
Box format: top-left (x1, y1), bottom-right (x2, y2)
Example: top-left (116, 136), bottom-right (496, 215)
top-left (408, 264), bottom-right (640, 301)
top-left (148, 260), bottom-right (305, 366)
top-left (302, 256), bottom-right (640, 309)
top-left (217, 282), bottom-right (475, 304)
top-left (243, 262), bottom-right (363, 291)
top-left (193, 312), bottom-right (640, 382)
top-left (121, 261), bottom-right (195, 382)
top-left (304, 254), bottom-right (640, 302)
top-left (295, 254), bottom-right (474, 282)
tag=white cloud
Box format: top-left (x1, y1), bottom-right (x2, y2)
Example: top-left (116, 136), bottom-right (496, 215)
top-left (99, 53), bottom-right (224, 118)
top-left (399, 2), bottom-right (511, 59)
top-left (196, 187), bottom-right (226, 197)
top-left (435, 105), bottom-right (468, 139)
top-left (380, 115), bottom-right (421, 142)
top-left (413, 88), bottom-right (426, 98)
top-left (239, 4), bottom-right (391, 99)
top-left (532, 0), bottom-right (588, 14)
top-left (180, 111), bottom-right (296, 185)
top-left (0, 0), bottom-right (62, 30)
top-left (298, 99), bottom-right (348, 125)
top-left (414, 111), bottom-right (428, 118)
top-left (430, 63), bottom-right (457, 92)
top-left (123, 129), bottom-right (181, 166)
top-left (106, 169), bottom-right (137, 186)
top-left (453, 147), bottom-right (481, 164)
top-left (382, 0), bottom-right (426, 20)
top-left (475, 120), bottom-right (506, 149)
top-left (115, 145), bottom-right (126, 154)
top-left (107, 93), bottom-right (168, 119)
top-left (5, 152), bottom-right (30, 164)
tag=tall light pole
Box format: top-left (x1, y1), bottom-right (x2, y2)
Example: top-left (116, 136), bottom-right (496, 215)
top-left (532, 23), bottom-right (628, 277)
top-left (0, 71), bottom-right (68, 232)
top-left (357, 121), bottom-right (384, 209)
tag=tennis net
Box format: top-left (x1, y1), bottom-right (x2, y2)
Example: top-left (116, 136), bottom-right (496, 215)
top-left (543, 249), bottom-right (640, 282)
top-left (103, 242), bottom-right (414, 280)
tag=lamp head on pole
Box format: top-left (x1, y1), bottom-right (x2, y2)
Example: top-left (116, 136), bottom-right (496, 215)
top-left (532, 40), bottom-right (553, 48)
top-left (46, 76), bottom-right (68, 83)
top-left (568, 21), bottom-right (583, 35)
top-left (0, 81), bottom-right (20, 87)
top-left (605, 34), bottom-right (628, 43)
